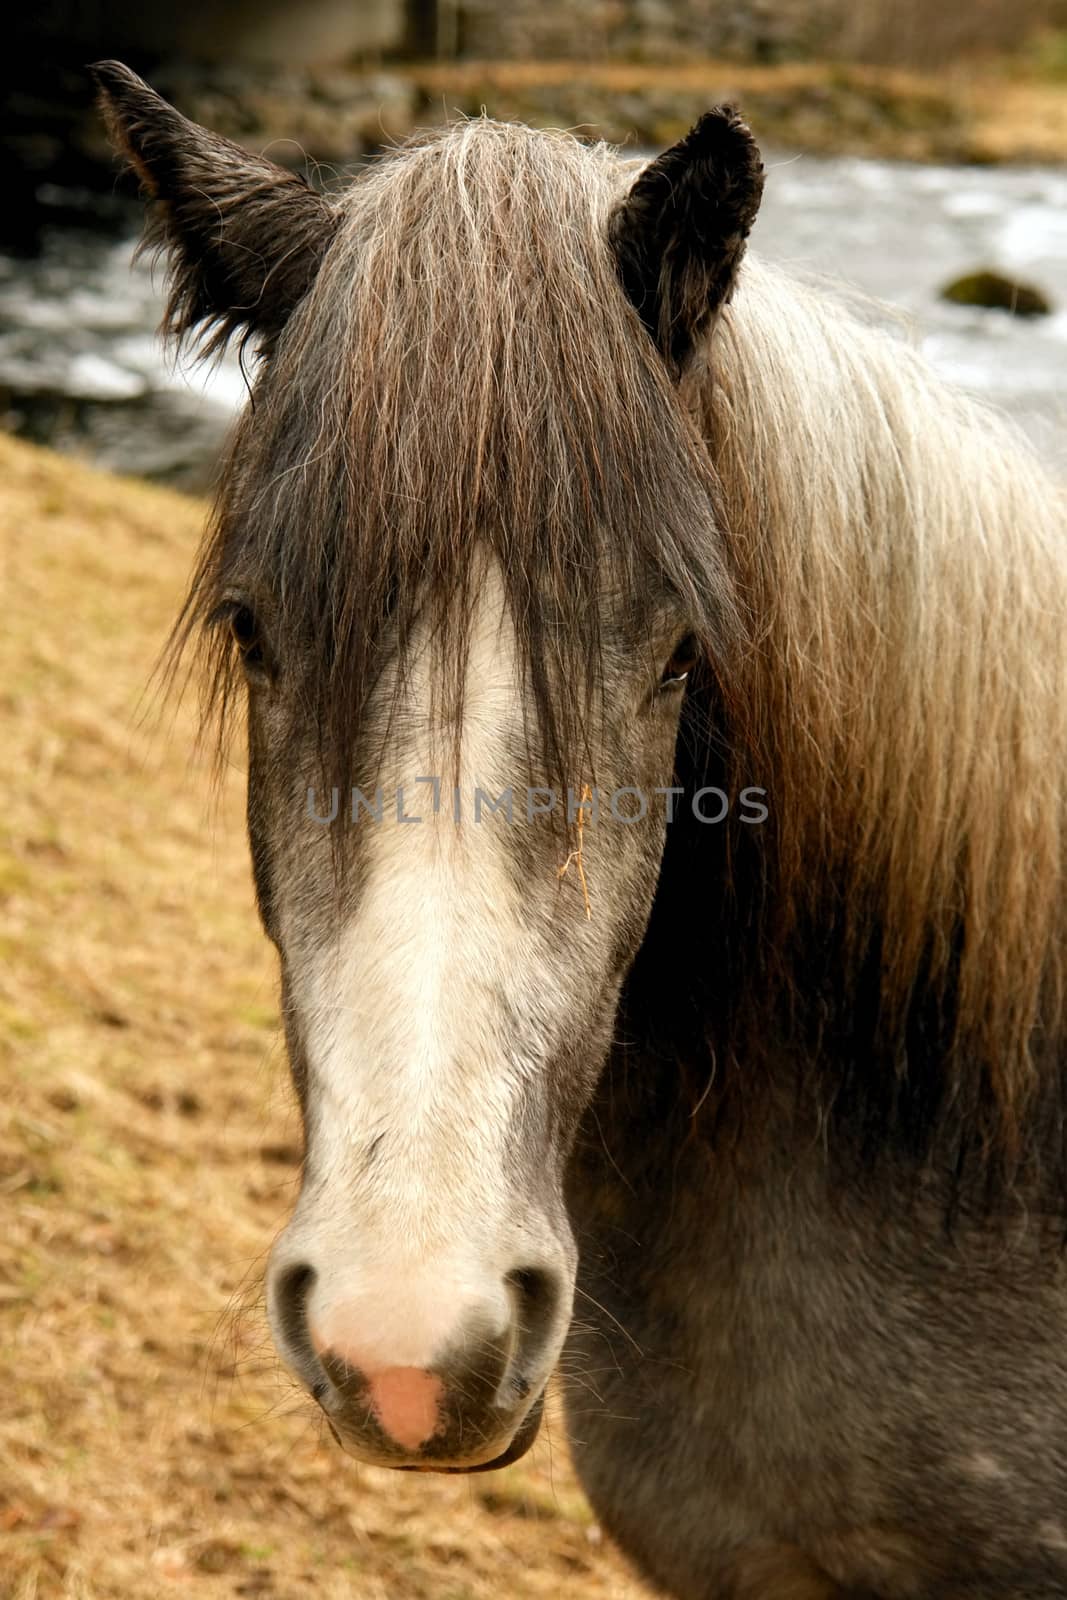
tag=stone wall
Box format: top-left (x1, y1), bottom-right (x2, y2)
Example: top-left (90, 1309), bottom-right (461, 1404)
top-left (444, 0), bottom-right (1064, 65)
top-left (447, 0), bottom-right (839, 65)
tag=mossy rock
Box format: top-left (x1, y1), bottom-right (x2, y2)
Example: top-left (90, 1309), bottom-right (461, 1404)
top-left (941, 270), bottom-right (1052, 318)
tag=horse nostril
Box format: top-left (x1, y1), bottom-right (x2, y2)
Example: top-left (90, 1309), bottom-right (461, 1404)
top-left (274, 1260), bottom-right (317, 1363)
top-left (505, 1264), bottom-right (563, 1352)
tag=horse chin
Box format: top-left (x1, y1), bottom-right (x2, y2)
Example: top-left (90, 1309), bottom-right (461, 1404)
top-left (351, 1389), bottom-right (546, 1476)
top-left (432, 1391), bottom-right (547, 1475)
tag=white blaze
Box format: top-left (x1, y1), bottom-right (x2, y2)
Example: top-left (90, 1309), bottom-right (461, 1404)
top-left (283, 570), bottom-right (548, 1366)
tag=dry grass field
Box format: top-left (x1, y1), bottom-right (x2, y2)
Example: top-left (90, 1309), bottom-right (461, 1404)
top-left (0, 435), bottom-right (647, 1600)
top-left (403, 57), bottom-right (1067, 164)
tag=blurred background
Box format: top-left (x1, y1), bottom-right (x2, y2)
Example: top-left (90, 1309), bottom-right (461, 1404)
top-left (4, 0), bottom-right (1067, 484)
top-left (2, 9), bottom-right (1066, 1600)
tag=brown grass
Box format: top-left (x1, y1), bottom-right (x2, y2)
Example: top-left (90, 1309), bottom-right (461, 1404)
top-left (402, 57), bottom-right (1067, 163)
top-left (0, 435), bottom-right (646, 1600)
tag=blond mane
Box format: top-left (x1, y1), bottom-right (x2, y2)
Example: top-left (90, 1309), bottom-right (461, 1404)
top-left (700, 257), bottom-right (1066, 1148)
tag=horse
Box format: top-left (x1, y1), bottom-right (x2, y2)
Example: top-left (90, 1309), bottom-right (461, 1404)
top-left (94, 62), bottom-right (1067, 1599)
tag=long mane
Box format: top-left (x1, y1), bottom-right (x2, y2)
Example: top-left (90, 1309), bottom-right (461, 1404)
top-left (662, 255), bottom-right (1066, 1178)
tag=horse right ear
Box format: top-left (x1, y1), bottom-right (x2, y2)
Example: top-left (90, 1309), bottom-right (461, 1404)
top-left (609, 108), bottom-right (764, 377)
top-left (91, 61), bottom-right (338, 357)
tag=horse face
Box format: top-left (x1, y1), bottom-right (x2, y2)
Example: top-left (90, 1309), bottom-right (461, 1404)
top-left (94, 61), bottom-right (761, 1469)
top-left (250, 568), bottom-right (698, 1469)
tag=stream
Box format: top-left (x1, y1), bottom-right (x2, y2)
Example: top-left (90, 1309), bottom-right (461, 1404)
top-left (1, 151), bottom-right (1064, 487)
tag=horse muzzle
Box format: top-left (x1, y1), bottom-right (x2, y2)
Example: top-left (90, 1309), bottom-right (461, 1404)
top-left (267, 1253), bottom-right (568, 1470)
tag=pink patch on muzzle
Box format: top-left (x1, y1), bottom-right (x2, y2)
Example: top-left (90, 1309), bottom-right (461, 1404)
top-left (367, 1366), bottom-right (444, 1451)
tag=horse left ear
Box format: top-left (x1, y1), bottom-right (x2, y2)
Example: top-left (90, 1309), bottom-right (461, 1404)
top-left (609, 108), bottom-right (764, 376)
top-left (91, 60), bottom-right (338, 358)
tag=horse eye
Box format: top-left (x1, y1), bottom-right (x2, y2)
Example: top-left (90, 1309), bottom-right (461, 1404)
top-left (230, 605), bottom-right (262, 663)
top-left (661, 632), bottom-right (699, 688)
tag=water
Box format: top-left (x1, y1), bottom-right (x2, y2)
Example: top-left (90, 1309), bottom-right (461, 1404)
top-left (1, 153), bottom-right (1065, 484)
top-left (755, 152), bottom-right (1067, 464)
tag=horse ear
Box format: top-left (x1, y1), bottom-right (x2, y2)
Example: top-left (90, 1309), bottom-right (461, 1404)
top-left (91, 60), bottom-right (338, 357)
top-left (609, 108), bottom-right (764, 375)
